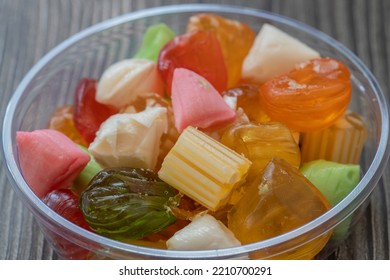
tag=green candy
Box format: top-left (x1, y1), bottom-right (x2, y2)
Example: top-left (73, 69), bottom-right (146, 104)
top-left (134, 23), bottom-right (175, 61)
top-left (80, 167), bottom-right (178, 240)
top-left (72, 145), bottom-right (102, 194)
top-left (300, 160), bottom-right (360, 240)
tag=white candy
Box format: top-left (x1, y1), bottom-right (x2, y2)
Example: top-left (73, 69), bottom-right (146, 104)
top-left (96, 59), bottom-right (164, 109)
top-left (88, 106), bottom-right (168, 170)
top-left (166, 213), bottom-right (241, 250)
top-left (241, 23), bottom-right (320, 84)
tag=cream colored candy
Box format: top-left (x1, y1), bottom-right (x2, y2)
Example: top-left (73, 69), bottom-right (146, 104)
top-left (241, 23), bottom-right (320, 84)
top-left (166, 213), bottom-right (241, 250)
top-left (96, 59), bottom-right (164, 109)
top-left (88, 106), bottom-right (168, 170)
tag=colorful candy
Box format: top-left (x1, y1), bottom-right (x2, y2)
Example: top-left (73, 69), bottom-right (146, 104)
top-left (16, 129), bottom-right (90, 198)
top-left (73, 78), bottom-right (119, 144)
top-left (221, 122), bottom-right (301, 182)
top-left (260, 57), bottom-right (352, 132)
top-left (187, 13), bottom-right (255, 88)
top-left (96, 59), bottom-right (164, 109)
top-left (158, 30), bottom-right (228, 94)
top-left (134, 23), bottom-right (175, 62)
top-left (16, 14), bottom-right (369, 259)
top-left (80, 167), bottom-right (178, 240)
top-left (158, 126), bottom-right (251, 211)
top-left (300, 111), bottom-right (367, 164)
top-left (241, 23), bottom-right (320, 84)
top-left (228, 157), bottom-right (332, 259)
top-left (88, 106), bottom-right (168, 170)
top-left (171, 68), bottom-right (236, 132)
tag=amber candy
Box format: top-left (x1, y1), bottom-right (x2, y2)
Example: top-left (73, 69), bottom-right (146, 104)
top-left (187, 13), bottom-right (255, 88)
top-left (222, 84), bottom-right (270, 123)
top-left (48, 105), bottom-right (87, 147)
top-left (228, 158), bottom-right (332, 259)
top-left (300, 111), bottom-right (368, 164)
top-left (260, 57), bottom-right (352, 132)
top-left (221, 122), bottom-right (300, 179)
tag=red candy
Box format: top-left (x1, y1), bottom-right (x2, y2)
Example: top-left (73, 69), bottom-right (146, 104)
top-left (43, 189), bottom-right (92, 259)
top-left (158, 30), bottom-right (227, 95)
top-left (73, 78), bottom-right (118, 144)
top-left (43, 189), bottom-right (90, 231)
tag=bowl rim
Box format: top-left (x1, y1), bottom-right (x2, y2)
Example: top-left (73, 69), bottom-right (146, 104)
top-left (2, 3), bottom-right (390, 259)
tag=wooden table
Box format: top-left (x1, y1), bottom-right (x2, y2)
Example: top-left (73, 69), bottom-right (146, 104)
top-left (1, 0), bottom-right (389, 260)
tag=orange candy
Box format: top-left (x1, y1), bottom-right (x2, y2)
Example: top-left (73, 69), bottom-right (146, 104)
top-left (48, 105), bottom-right (87, 147)
top-left (187, 13), bottom-right (255, 88)
top-left (222, 84), bottom-right (270, 123)
top-left (221, 122), bottom-right (300, 182)
top-left (260, 57), bottom-right (352, 132)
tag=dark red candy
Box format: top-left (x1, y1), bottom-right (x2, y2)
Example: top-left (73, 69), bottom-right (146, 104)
top-left (43, 189), bottom-right (90, 230)
top-left (73, 78), bottom-right (118, 144)
top-left (42, 189), bottom-right (93, 259)
top-left (158, 30), bottom-right (228, 95)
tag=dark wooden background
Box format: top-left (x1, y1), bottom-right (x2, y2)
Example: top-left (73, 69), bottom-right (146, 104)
top-left (1, 0), bottom-right (389, 260)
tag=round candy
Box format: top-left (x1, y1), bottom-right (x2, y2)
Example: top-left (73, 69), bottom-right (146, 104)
top-left (260, 57), bottom-right (352, 132)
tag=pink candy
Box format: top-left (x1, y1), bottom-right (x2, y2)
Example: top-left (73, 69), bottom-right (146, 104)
top-left (16, 129), bottom-right (90, 198)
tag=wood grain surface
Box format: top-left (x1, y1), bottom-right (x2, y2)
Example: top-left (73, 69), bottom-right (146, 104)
top-left (1, 0), bottom-right (389, 260)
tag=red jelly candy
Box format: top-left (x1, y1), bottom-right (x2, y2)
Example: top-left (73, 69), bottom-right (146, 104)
top-left (73, 78), bottom-right (118, 144)
top-left (158, 30), bottom-right (228, 95)
top-left (43, 189), bottom-right (90, 231)
top-left (43, 189), bottom-right (92, 259)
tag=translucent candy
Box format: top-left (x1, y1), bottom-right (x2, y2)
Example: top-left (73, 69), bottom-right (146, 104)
top-left (222, 84), bottom-right (270, 123)
top-left (228, 158), bottom-right (331, 259)
top-left (48, 105), bottom-right (87, 147)
top-left (80, 168), bottom-right (179, 241)
top-left (221, 122), bottom-right (301, 181)
top-left (187, 13), bottom-right (255, 88)
top-left (158, 30), bottom-right (227, 94)
top-left (300, 111), bottom-right (368, 164)
top-left (73, 78), bottom-right (118, 144)
top-left (43, 189), bottom-right (91, 259)
top-left (260, 58), bottom-right (352, 132)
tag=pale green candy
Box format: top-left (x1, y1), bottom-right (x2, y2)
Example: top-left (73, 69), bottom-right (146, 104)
top-left (134, 23), bottom-right (175, 61)
top-left (72, 145), bottom-right (102, 194)
top-left (300, 159), bottom-right (360, 240)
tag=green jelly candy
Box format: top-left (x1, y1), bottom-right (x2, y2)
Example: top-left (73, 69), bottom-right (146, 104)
top-left (300, 159), bottom-right (360, 239)
top-left (80, 167), bottom-right (178, 240)
top-left (134, 23), bottom-right (175, 61)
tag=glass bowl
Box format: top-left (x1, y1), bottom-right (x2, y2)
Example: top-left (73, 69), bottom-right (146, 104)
top-left (2, 4), bottom-right (390, 259)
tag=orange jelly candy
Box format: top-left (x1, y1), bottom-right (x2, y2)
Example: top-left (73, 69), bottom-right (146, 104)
top-left (222, 84), bottom-right (270, 123)
top-left (228, 157), bottom-right (331, 259)
top-left (48, 105), bottom-right (87, 147)
top-left (260, 57), bottom-right (352, 132)
top-left (187, 13), bottom-right (255, 88)
top-left (221, 122), bottom-right (300, 181)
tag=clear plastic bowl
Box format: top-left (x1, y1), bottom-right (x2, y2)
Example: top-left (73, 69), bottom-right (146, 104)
top-left (2, 4), bottom-right (390, 259)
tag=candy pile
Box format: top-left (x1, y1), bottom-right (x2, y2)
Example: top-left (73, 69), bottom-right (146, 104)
top-left (16, 13), bottom-right (367, 259)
